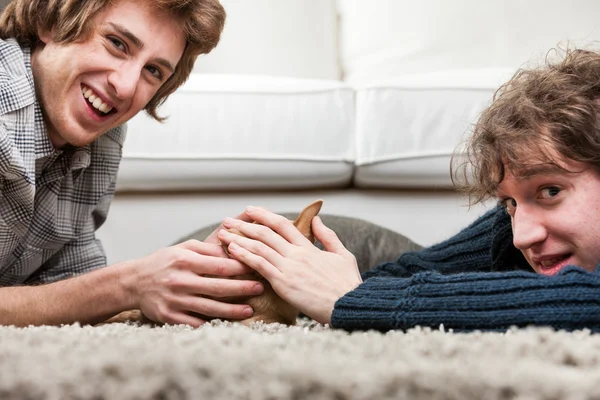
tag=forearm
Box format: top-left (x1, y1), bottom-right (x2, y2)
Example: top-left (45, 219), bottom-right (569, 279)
top-left (0, 260), bottom-right (137, 327)
top-left (332, 266), bottom-right (600, 332)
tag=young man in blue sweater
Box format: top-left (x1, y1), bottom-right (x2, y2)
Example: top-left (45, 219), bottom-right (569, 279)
top-left (217, 48), bottom-right (600, 332)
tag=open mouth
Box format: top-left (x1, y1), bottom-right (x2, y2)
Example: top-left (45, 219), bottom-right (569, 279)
top-left (81, 85), bottom-right (117, 117)
top-left (537, 254), bottom-right (571, 276)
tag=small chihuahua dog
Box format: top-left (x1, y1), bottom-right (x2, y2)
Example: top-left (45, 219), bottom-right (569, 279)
top-left (101, 200), bottom-right (323, 326)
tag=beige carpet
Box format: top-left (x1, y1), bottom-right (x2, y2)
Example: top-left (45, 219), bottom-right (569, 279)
top-left (1, 320), bottom-right (599, 399)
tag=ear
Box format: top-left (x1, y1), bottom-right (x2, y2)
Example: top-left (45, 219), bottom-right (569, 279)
top-left (38, 26), bottom-right (55, 45)
top-left (292, 199), bottom-right (323, 243)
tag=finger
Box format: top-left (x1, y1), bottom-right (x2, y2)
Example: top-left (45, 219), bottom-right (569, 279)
top-left (174, 249), bottom-right (254, 276)
top-left (218, 228), bottom-right (286, 264)
top-left (161, 312), bottom-right (207, 328)
top-left (204, 211), bottom-right (255, 244)
top-left (161, 269), bottom-right (264, 297)
top-left (222, 213), bottom-right (306, 254)
top-left (191, 276), bottom-right (264, 298)
top-left (178, 295), bottom-right (256, 321)
top-left (220, 219), bottom-right (292, 256)
top-left (241, 207), bottom-right (309, 245)
top-left (227, 241), bottom-right (282, 281)
top-left (313, 216), bottom-right (353, 259)
top-left (177, 239), bottom-right (228, 258)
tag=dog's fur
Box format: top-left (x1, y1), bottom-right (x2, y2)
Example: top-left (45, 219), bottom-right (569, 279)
top-left (101, 200), bottom-right (323, 326)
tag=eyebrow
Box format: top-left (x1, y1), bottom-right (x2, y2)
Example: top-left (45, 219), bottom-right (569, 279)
top-left (107, 22), bottom-right (175, 73)
top-left (514, 164), bottom-right (567, 178)
top-left (495, 163), bottom-right (578, 198)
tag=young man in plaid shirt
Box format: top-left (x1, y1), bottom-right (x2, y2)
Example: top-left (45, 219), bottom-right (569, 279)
top-left (0, 0), bottom-right (264, 327)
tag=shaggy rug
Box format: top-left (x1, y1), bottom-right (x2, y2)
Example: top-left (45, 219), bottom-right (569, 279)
top-left (1, 320), bottom-right (600, 400)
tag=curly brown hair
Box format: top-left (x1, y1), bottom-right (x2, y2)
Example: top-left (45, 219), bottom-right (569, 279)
top-left (0, 0), bottom-right (226, 121)
top-left (452, 47), bottom-right (600, 204)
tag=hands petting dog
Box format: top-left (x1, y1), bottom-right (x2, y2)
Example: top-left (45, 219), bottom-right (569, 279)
top-left (218, 203), bottom-right (363, 325)
top-left (103, 200), bottom-right (349, 327)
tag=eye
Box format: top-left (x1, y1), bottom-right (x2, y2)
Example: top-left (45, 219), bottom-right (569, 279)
top-left (539, 186), bottom-right (561, 199)
top-left (498, 198), bottom-right (517, 216)
top-left (145, 65), bottom-right (164, 80)
top-left (108, 36), bottom-right (126, 52)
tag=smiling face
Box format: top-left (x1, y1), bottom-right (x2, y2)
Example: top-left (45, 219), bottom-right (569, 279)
top-left (496, 156), bottom-right (600, 276)
top-left (30, 0), bottom-right (186, 148)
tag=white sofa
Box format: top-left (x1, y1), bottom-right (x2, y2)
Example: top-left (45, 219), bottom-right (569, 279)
top-left (96, 0), bottom-right (600, 265)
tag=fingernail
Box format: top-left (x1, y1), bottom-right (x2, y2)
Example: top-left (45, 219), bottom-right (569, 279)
top-left (229, 242), bottom-right (239, 250)
top-left (242, 307), bottom-right (254, 318)
top-left (218, 229), bottom-right (229, 238)
top-left (253, 283), bottom-right (264, 294)
top-left (246, 206), bottom-right (257, 213)
top-left (223, 217), bottom-right (234, 227)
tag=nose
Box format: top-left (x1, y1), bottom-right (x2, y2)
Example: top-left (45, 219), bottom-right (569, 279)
top-left (107, 62), bottom-right (141, 100)
top-left (511, 205), bottom-right (548, 250)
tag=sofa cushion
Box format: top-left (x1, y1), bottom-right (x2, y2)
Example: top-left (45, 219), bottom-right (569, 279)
top-left (192, 0), bottom-right (340, 80)
top-left (353, 69), bottom-right (513, 188)
top-left (338, 0), bottom-right (600, 84)
top-left (340, 0), bottom-right (600, 188)
top-left (117, 74), bottom-right (355, 191)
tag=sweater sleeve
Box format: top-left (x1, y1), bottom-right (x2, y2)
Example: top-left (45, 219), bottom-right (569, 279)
top-left (331, 266), bottom-right (600, 332)
top-left (332, 205), bottom-right (599, 332)
top-left (362, 206), bottom-right (527, 280)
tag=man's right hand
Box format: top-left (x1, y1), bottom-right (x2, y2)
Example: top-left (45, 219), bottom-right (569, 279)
top-left (124, 239), bottom-right (264, 327)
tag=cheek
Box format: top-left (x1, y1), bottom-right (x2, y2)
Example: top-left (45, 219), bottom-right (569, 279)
top-left (131, 85), bottom-right (160, 113)
top-left (558, 206), bottom-right (600, 267)
top-left (580, 222), bottom-right (600, 257)
top-left (548, 198), bottom-right (589, 237)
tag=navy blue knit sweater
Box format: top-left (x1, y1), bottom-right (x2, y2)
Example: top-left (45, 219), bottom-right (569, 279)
top-left (331, 206), bottom-right (600, 332)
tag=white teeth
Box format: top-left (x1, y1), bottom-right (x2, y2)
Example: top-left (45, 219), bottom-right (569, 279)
top-left (81, 85), bottom-right (113, 114)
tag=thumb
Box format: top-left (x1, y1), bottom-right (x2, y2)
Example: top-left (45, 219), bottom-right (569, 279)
top-left (312, 216), bottom-right (351, 257)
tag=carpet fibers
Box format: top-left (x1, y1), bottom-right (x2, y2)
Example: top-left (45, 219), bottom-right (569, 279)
top-left (1, 320), bottom-right (599, 399)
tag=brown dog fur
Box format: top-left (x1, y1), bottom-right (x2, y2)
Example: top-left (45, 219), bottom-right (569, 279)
top-left (101, 200), bottom-right (323, 326)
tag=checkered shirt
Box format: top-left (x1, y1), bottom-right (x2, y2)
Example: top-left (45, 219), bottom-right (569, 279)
top-left (0, 38), bottom-right (126, 285)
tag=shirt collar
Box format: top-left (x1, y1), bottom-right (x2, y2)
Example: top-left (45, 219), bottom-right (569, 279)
top-left (22, 44), bottom-right (58, 161)
top-left (34, 102), bottom-right (59, 159)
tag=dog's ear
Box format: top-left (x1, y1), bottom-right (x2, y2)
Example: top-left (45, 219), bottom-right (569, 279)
top-left (292, 200), bottom-right (323, 243)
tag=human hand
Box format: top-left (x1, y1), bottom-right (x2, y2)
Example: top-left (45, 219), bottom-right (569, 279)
top-left (126, 240), bottom-right (264, 327)
top-left (204, 211), bottom-right (254, 245)
top-left (217, 207), bottom-right (362, 325)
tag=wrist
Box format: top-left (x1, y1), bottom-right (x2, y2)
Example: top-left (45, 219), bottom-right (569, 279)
top-left (111, 258), bottom-right (141, 310)
top-left (327, 282), bottom-right (360, 325)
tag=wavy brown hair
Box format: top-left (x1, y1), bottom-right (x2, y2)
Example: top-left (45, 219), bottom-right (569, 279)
top-left (0, 0), bottom-right (225, 121)
top-left (452, 47), bottom-right (600, 204)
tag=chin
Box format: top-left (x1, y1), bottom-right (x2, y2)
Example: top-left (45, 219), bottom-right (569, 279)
top-left (63, 131), bottom-right (103, 147)
top-left (50, 124), bottom-right (101, 148)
